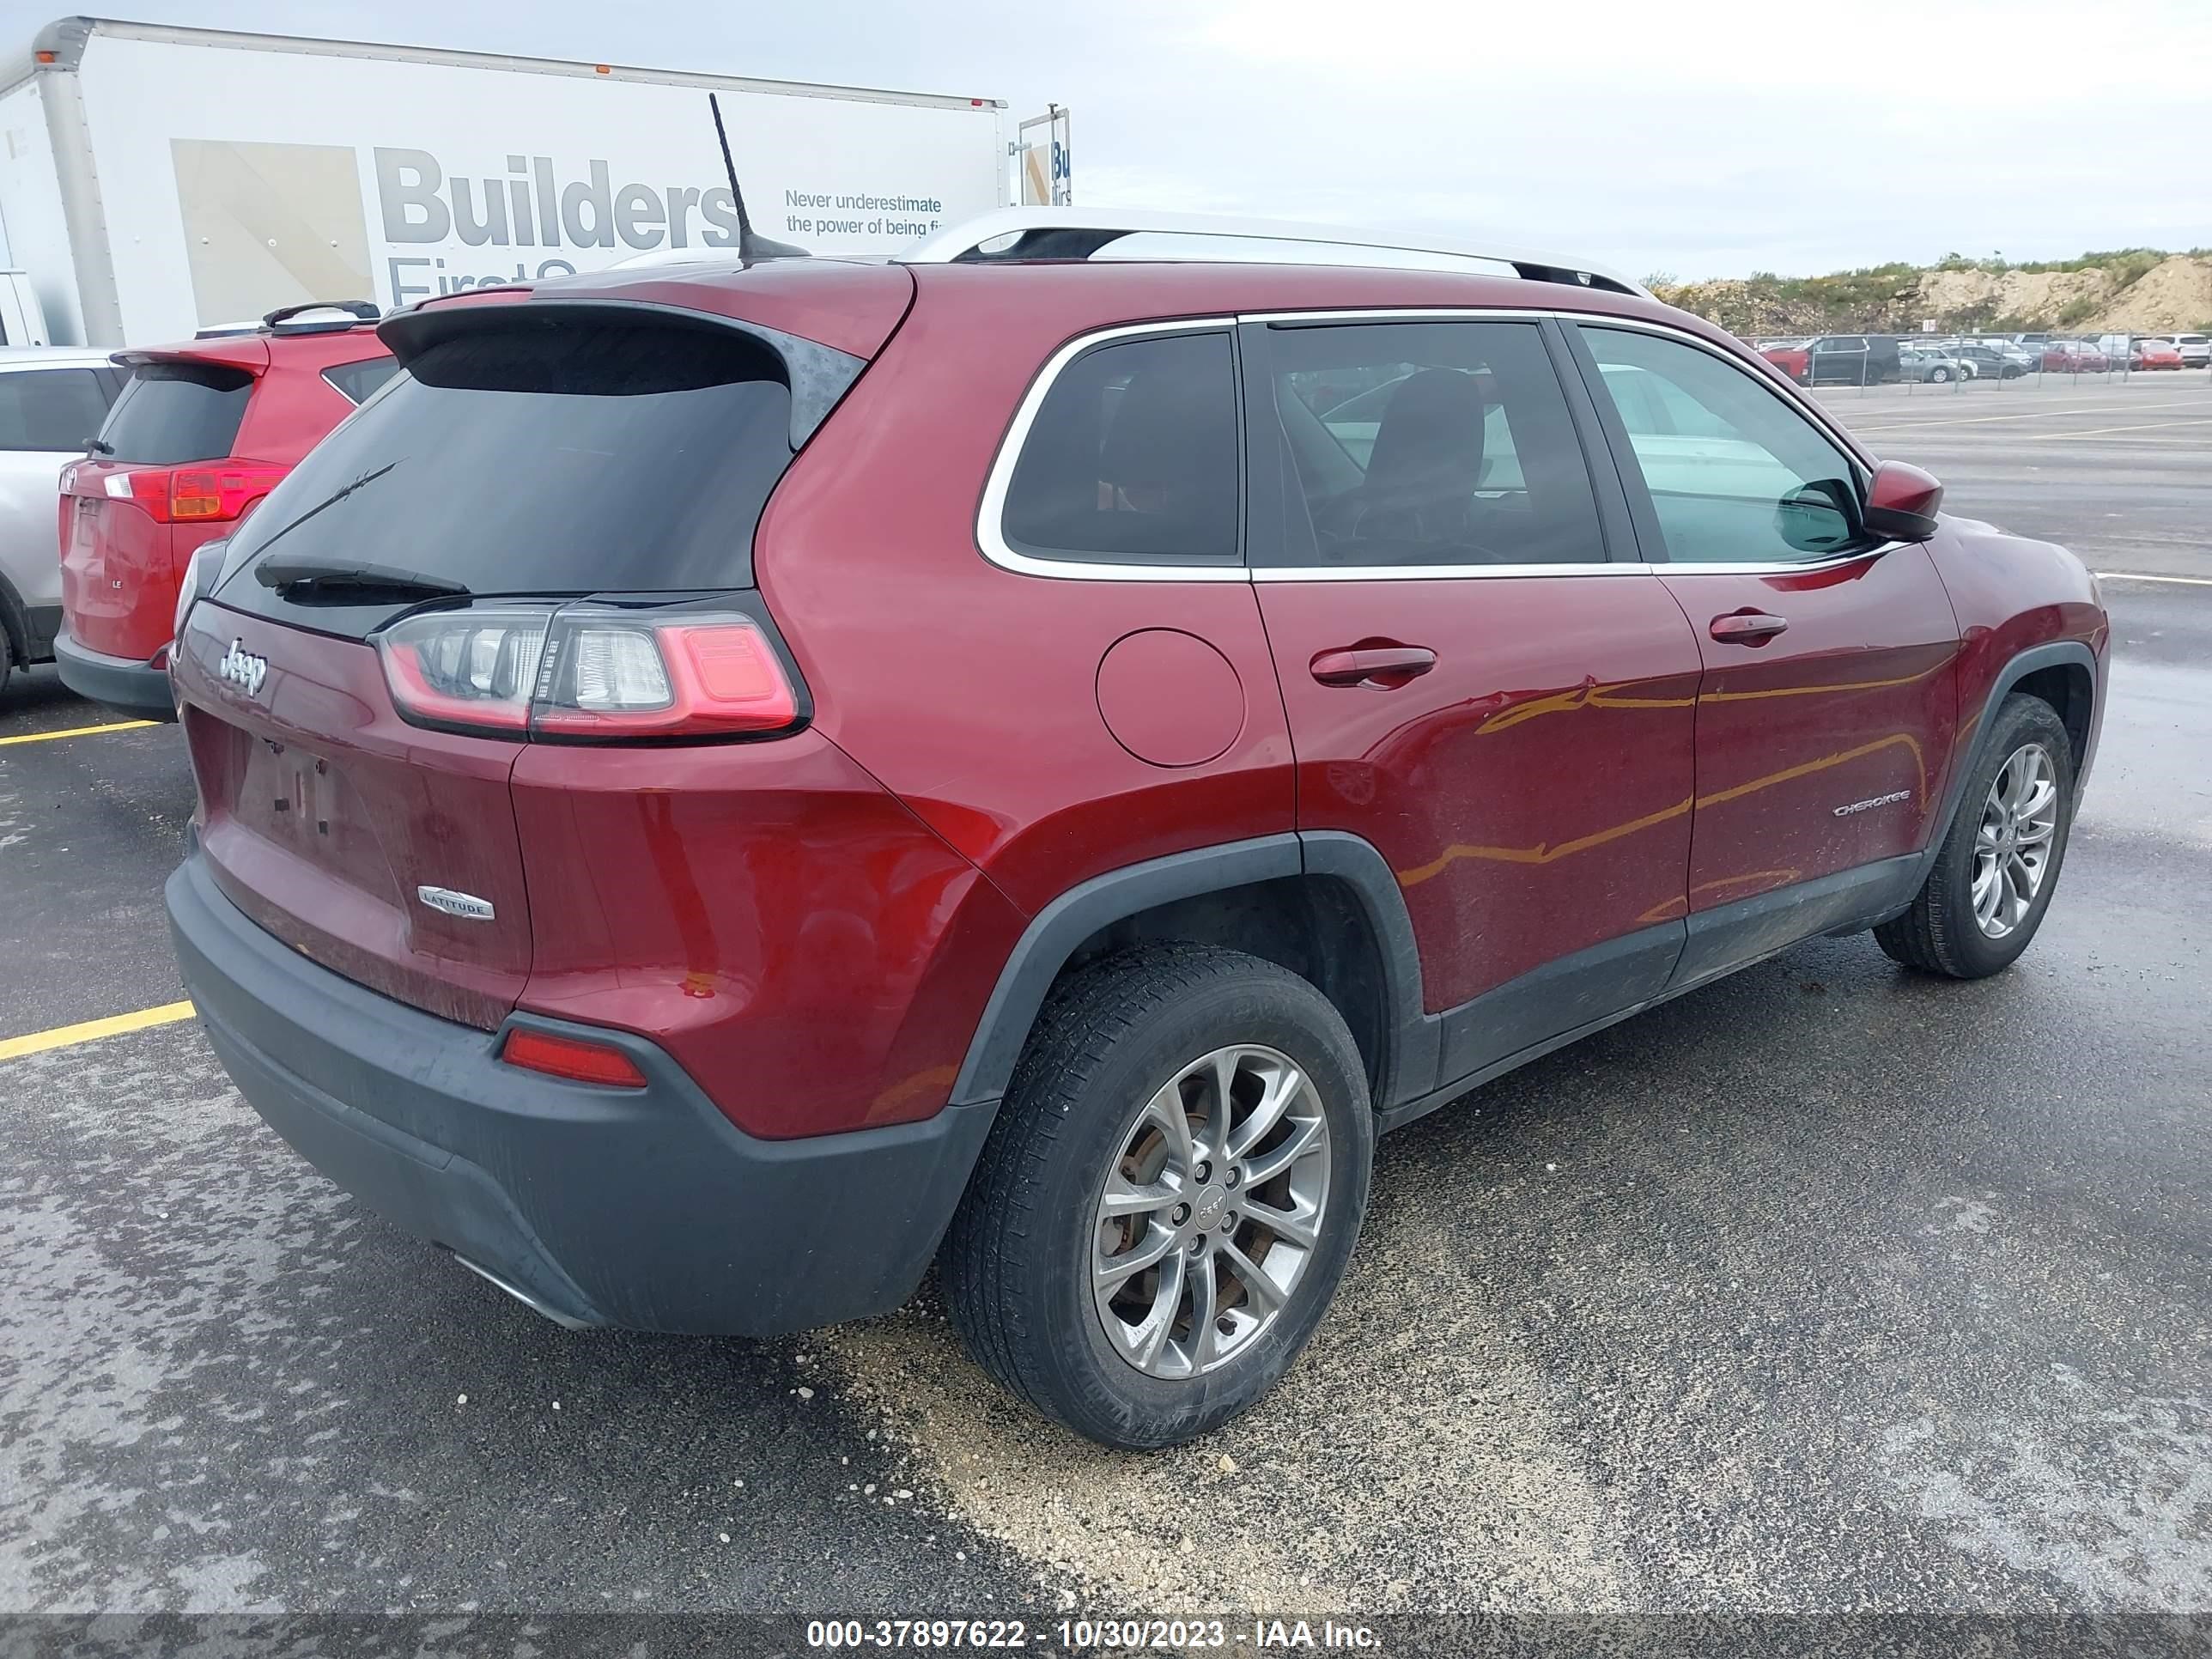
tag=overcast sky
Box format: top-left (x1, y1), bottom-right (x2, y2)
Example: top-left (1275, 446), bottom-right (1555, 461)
top-left (6, 0), bottom-right (2208, 281)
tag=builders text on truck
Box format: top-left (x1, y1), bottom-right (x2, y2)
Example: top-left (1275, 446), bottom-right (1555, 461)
top-left (0, 17), bottom-right (1037, 346)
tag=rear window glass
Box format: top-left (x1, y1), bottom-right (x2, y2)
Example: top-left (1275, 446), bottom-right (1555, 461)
top-left (213, 320), bottom-right (795, 634)
top-left (0, 368), bottom-right (114, 451)
top-left (100, 362), bottom-right (253, 464)
top-left (322, 356), bottom-right (401, 404)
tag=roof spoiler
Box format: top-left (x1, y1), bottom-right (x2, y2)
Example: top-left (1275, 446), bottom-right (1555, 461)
top-left (377, 296), bottom-right (863, 448)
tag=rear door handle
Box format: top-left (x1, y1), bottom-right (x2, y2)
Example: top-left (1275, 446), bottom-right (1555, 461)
top-left (1310, 645), bottom-right (1437, 687)
top-left (1710, 611), bottom-right (1789, 645)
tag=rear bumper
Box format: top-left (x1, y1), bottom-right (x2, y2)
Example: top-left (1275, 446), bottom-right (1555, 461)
top-left (53, 627), bottom-right (177, 719)
top-left (167, 852), bottom-right (998, 1336)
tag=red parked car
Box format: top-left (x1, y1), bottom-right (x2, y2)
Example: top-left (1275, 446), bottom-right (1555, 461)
top-left (54, 303), bottom-right (398, 716)
top-left (1757, 338), bottom-right (1810, 381)
top-left (163, 214), bottom-right (2107, 1449)
top-left (2130, 338), bottom-right (2185, 370)
top-left (2042, 340), bottom-right (2108, 373)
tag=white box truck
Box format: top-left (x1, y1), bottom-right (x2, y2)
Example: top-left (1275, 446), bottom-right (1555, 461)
top-left (0, 17), bottom-right (1032, 347)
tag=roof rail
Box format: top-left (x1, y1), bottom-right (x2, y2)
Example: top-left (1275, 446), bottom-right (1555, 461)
top-left (895, 208), bottom-right (1650, 299)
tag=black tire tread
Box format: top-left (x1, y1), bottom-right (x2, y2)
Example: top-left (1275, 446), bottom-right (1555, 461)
top-left (941, 943), bottom-right (1348, 1433)
top-left (1875, 692), bottom-right (2073, 978)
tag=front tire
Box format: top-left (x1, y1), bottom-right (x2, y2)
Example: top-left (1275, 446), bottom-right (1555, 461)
top-left (1876, 694), bottom-right (2075, 978)
top-left (1930, 367), bottom-right (1951, 383)
top-left (942, 944), bottom-right (1374, 1449)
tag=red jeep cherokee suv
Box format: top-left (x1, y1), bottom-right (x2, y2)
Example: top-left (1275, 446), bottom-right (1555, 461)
top-left (55, 303), bottom-right (398, 717)
top-left (164, 215), bottom-right (2106, 1449)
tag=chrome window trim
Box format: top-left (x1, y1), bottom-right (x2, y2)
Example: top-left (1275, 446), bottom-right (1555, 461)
top-left (975, 316), bottom-right (1249, 584)
top-left (1253, 560), bottom-right (1650, 583)
top-left (1637, 543), bottom-right (1905, 577)
top-left (976, 307), bottom-right (1882, 584)
top-left (1237, 307), bottom-right (1555, 325)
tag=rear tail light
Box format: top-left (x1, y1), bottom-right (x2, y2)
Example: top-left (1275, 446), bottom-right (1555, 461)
top-left (111, 464), bottom-right (287, 524)
top-left (500, 1027), bottom-right (647, 1088)
top-left (377, 605), bottom-right (803, 742)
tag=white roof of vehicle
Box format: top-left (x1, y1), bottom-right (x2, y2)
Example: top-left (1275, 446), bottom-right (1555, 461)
top-left (0, 346), bottom-right (116, 369)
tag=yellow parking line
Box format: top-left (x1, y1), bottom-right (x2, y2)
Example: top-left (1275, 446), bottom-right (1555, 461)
top-left (0, 719), bottom-right (157, 746)
top-left (0, 1000), bottom-right (197, 1060)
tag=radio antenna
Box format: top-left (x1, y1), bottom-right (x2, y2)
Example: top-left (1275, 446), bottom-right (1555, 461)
top-left (710, 92), bottom-right (808, 260)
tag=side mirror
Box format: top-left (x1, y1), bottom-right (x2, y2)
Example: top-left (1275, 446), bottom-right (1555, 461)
top-left (1864, 459), bottom-right (1943, 542)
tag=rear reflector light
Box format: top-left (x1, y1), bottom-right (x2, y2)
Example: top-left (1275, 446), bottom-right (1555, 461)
top-left (112, 463), bottom-right (288, 524)
top-left (377, 606), bottom-right (802, 742)
top-left (500, 1027), bottom-right (648, 1088)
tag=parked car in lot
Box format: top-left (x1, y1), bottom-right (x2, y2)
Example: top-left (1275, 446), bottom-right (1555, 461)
top-left (1757, 339), bottom-right (1810, 380)
top-left (1897, 345), bottom-right (1968, 382)
top-left (2130, 337), bottom-right (2185, 370)
top-left (0, 349), bottom-right (122, 696)
top-left (1798, 334), bottom-right (1902, 385)
top-left (162, 210), bottom-right (2109, 1449)
top-left (54, 304), bottom-right (398, 717)
top-left (1946, 341), bottom-right (2034, 380)
top-left (2043, 340), bottom-right (2108, 372)
top-left (2158, 332), bottom-right (2210, 368)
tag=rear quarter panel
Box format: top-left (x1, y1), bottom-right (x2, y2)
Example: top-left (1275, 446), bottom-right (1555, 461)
top-left (233, 343), bottom-right (380, 464)
top-left (751, 268), bottom-right (1299, 918)
top-left (510, 733), bottom-right (1025, 1139)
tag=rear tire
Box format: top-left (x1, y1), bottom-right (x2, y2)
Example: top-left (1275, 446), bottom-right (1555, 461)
top-left (0, 624), bottom-right (12, 699)
top-left (1876, 694), bottom-right (2075, 979)
top-left (1930, 367), bottom-right (1951, 383)
top-left (942, 944), bottom-right (1374, 1449)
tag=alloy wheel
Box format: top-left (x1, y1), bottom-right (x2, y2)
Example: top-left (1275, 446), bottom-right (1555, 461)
top-left (1972, 742), bottom-right (2059, 938)
top-left (1092, 1044), bottom-right (1332, 1379)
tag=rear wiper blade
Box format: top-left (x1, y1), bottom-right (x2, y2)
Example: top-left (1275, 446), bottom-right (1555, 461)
top-left (245, 459), bottom-right (401, 564)
top-left (254, 556), bottom-right (467, 599)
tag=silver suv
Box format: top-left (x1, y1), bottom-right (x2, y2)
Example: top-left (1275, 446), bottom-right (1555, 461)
top-left (0, 347), bottom-right (123, 696)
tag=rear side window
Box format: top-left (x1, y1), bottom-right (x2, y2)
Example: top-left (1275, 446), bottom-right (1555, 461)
top-left (1000, 331), bottom-right (1239, 566)
top-left (1257, 319), bottom-right (1607, 568)
top-left (100, 362), bottom-right (254, 463)
top-left (0, 368), bottom-right (114, 451)
top-left (322, 356), bottom-right (401, 404)
top-left (214, 319), bottom-right (798, 635)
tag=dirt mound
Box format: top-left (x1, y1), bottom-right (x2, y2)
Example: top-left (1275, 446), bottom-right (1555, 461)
top-left (2094, 258), bottom-right (2212, 331)
top-left (1650, 276), bottom-right (1920, 337)
top-left (1915, 265), bottom-right (2109, 325)
top-left (1654, 252), bottom-right (2212, 337)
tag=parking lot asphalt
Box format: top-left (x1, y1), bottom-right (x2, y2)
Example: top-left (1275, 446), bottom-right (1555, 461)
top-left (1813, 371), bottom-right (2212, 579)
top-left (2, 380), bottom-right (2208, 1623)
